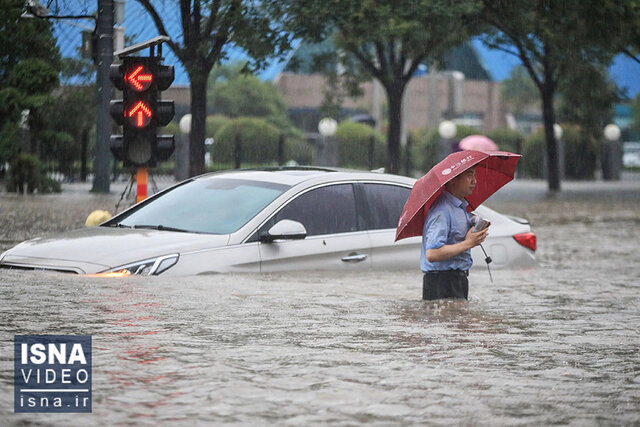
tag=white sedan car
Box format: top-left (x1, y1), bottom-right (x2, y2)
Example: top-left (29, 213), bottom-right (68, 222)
top-left (0, 168), bottom-right (536, 276)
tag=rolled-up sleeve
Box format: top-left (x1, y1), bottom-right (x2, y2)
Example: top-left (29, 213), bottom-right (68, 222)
top-left (423, 211), bottom-right (449, 250)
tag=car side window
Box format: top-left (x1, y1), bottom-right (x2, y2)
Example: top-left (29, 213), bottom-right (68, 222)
top-left (362, 183), bottom-right (411, 230)
top-left (272, 184), bottom-right (358, 236)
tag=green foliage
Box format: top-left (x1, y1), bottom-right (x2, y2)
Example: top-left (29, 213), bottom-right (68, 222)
top-left (521, 131), bottom-right (545, 179)
top-left (273, 0), bottom-right (483, 173)
top-left (211, 117), bottom-right (313, 166)
top-left (0, 0), bottom-right (61, 84)
top-left (0, 121), bottom-right (21, 165)
top-left (501, 66), bottom-right (539, 114)
top-left (284, 137), bottom-right (314, 165)
top-left (520, 126), bottom-right (598, 180)
top-left (40, 130), bottom-right (76, 178)
top-left (206, 115), bottom-right (232, 139)
top-left (410, 128), bottom-right (438, 173)
top-left (557, 63), bottom-right (619, 137)
top-left (479, 0), bottom-right (631, 188)
top-left (0, 2), bottom-right (61, 163)
top-left (212, 117), bottom-right (282, 164)
top-left (7, 58), bottom-right (59, 97)
top-left (335, 122), bottom-right (386, 169)
top-left (137, 1), bottom-right (292, 176)
top-left (486, 128), bottom-right (524, 154)
top-left (207, 63), bottom-right (297, 136)
top-left (562, 125), bottom-right (599, 180)
top-left (5, 153), bottom-right (60, 194)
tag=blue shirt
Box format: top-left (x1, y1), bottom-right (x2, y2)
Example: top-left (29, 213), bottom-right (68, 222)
top-left (420, 190), bottom-right (473, 272)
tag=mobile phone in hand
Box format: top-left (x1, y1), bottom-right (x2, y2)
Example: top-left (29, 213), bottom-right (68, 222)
top-left (473, 218), bottom-right (490, 232)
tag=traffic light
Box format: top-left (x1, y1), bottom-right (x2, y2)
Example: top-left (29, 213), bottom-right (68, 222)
top-left (109, 56), bottom-right (175, 167)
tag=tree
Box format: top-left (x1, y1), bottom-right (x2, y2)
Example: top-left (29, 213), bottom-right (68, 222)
top-left (0, 0), bottom-right (61, 162)
top-left (207, 63), bottom-right (295, 133)
top-left (479, 0), bottom-right (633, 191)
top-left (557, 63), bottom-right (620, 138)
top-left (501, 66), bottom-right (539, 115)
top-left (272, 0), bottom-right (480, 174)
top-left (137, 0), bottom-right (290, 177)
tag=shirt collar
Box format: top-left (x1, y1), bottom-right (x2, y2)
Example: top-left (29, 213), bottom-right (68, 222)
top-left (443, 190), bottom-right (469, 210)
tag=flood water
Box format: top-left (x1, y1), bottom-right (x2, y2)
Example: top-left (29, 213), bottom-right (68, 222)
top-left (1, 185), bottom-right (639, 425)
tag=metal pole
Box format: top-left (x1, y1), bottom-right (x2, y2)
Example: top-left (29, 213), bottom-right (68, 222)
top-left (92, 0), bottom-right (113, 193)
top-left (278, 134), bottom-right (285, 166)
top-left (136, 168), bottom-right (148, 203)
top-left (234, 134), bottom-right (242, 169)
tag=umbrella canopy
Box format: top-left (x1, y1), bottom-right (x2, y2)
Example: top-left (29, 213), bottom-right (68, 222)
top-left (459, 135), bottom-right (499, 151)
top-left (395, 150), bottom-right (521, 242)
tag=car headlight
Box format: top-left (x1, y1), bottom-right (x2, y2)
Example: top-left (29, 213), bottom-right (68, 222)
top-left (0, 250), bottom-right (7, 262)
top-left (102, 254), bottom-right (179, 276)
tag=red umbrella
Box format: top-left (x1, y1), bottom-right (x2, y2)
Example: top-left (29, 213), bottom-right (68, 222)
top-left (395, 150), bottom-right (521, 242)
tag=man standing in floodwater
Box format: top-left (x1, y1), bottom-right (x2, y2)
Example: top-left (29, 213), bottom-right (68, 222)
top-left (421, 167), bottom-right (488, 300)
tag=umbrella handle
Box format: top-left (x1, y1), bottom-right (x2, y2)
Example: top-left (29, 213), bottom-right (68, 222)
top-left (480, 244), bottom-right (493, 284)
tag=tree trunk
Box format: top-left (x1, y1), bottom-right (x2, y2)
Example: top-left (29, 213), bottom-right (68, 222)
top-left (541, 85), bottom-right (560, 192)
top-left (385, 85), bottom-right (404, 175)
top-left (189, 75), bottom-right (208, 177)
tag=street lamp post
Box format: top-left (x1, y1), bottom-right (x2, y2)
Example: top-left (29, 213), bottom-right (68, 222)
top-left (437, 120), bottom-right (457, 162)
top-left (543, 124), bottom-right (564, 181)
top-left (176, 114), bottom-right (191, 181)
top-left (317, 118), bottom-right (338, 167)
top-left (554, 124), bottom-right (564, 181)
top-left (602, 123), bottom-right (622, 181)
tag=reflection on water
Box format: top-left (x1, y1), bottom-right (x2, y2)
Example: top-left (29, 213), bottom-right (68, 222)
top-left (1, 219), bottom-right (639, 424)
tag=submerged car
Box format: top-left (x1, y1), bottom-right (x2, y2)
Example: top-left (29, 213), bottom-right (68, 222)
top-left (0, 168), bottom-right (536, 276)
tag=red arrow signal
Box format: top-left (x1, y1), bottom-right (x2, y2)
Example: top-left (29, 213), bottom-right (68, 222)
top-left (127, 101), bottom-right (153, 127)
top-left (126, 65), bottom-right (153, 91)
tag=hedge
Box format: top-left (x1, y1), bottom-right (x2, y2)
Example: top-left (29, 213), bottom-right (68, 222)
top-left (335, 121), bottom-right (386, 169)
top-left (6, 153), bottom-right (61, 194)
top-left (410, 124), bottom-right (478, 173)
top-left (212, 117), bottom-right (314, 166)
top-left (521, 125), bottom-right (599, 180)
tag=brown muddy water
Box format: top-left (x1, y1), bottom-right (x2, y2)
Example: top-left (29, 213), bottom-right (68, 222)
top-left (0, 181), bottom-right (639, 425)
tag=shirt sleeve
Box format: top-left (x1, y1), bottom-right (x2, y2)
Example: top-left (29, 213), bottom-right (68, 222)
top-left (423, 210), bottom-right (449, 250)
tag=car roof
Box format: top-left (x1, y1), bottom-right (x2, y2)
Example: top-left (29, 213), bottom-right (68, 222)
top-left (193, 167), bottom-right (416, 187)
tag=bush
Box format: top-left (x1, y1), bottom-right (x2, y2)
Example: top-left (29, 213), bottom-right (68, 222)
top-left (212, 117), bottom-right (281, 164)
top-left (5, 153), bottom-right (61, 194)
top-left (486, 128), bottom-right (524, 154)
top-left (39, 176), bottom-right (62, 193)
top-left (521, 131), bottom-right (545, 178)
top-left (411, 128), bottom-right (438, 173)
top-left (6, 154), bottom-right (40, 193)
top-left (335, 121), bottom-right (386, 169)
top-left (284, 137), bottom-right (314, 165)
top-left (206, 115), bottom-right (232, 139)
top-left (562, 125), bottom-right (599, 180)
top-left (521, 125), bottom-right (599, 180)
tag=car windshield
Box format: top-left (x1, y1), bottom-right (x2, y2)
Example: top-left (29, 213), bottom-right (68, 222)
top-left (117, 178), bottom-right (290, 234)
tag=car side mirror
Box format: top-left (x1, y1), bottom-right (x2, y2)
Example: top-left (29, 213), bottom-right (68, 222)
top-left (259, 219), bottom-right (307, 243)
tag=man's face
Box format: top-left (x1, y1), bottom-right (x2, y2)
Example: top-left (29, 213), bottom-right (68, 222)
top-left (448, 167), bottom-right (476, 198)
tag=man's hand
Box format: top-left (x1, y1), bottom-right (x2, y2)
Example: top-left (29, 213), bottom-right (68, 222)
top-left (465, 224), bottom-right (490, 249)
top-left (426, 223), bottom-right (490, 263)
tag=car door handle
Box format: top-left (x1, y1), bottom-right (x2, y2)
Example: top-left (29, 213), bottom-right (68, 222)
top-left (341, 253), bottom-right (368, 262)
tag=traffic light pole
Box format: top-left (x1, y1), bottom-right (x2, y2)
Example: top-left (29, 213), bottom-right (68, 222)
top-left (92, 0), bottom-right (114, 193)
top-left (136, 168), bottom-right (148, 203)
